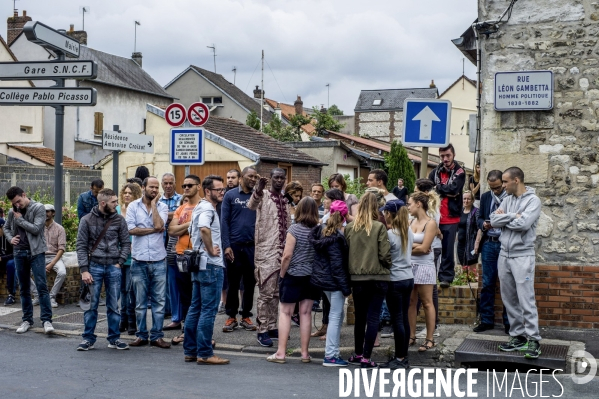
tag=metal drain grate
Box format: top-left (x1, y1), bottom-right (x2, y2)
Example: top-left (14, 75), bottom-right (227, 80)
top-left (455, 338), bottom-right (568, 370)
top-left (50, 312), bottom-right (106, 325)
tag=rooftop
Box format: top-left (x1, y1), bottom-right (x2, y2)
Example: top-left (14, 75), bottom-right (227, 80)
top-left (354, 87), bottom-right (439, 112)
top-left (9, 145), bottom-right (87, 168)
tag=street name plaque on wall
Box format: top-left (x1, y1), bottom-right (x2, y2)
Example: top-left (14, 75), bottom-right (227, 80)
top-left (494, 70), bottom-right (553, 111)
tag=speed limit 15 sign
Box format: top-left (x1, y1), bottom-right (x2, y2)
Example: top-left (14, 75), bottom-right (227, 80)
top-left (165, 103), bottom-right (187, 127)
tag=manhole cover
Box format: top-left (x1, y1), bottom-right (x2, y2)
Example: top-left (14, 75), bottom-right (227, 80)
top-left (51, 312), bottom-right (106, 324)
top-left (455, 338), bottom-right (568, 370)
top-left (0, 307), bottom-right (21, 316)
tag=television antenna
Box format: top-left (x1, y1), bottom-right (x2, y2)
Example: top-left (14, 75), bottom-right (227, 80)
top-left (232, 66), bottom-right (237, 85)
top-left (134, 21), bottom-right (141, 52)
top-left (79, 6), bottom-right (90, 31)
top-left (207, 44), bottom-right (216, 73)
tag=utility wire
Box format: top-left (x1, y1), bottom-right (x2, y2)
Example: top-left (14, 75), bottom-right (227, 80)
top-left (244, 59), bottom-right (261, 93)
top-left (265, 59), bottom-right (287, 103)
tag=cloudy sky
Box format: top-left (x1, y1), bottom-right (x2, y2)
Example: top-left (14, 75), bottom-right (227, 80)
top-left (2, 0), bottom-right (477, 113)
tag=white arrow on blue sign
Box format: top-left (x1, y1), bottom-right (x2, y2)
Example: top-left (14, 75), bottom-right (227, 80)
top-left (401, 99), bottom-right (452, 148)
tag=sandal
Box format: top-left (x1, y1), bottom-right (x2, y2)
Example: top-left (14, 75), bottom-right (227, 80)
top-left (418, 339), bottom-right (436, 352)
top-left (301, 356), bottom-right (312, 363)
top-left (409, 336), bottom-right (417, 346)
top-left (171, 334), bottom-right (184, 345)
top-left (266, 353), bottom-right (286, 364)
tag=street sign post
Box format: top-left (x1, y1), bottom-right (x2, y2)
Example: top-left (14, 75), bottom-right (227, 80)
top-left (102, 130), bottom-right (154, 153)
top-left (0, 60), bottom-right (97, 80)
top-left (165, 103), bottom-right (186, 126)
top-left (0, 87), bottom-right (97, 106)
top-left (169, 128), bottom-right (205, 165)
top-left (23, 21), bottom-right (80, 58)
top-left (187, 102), bottom-right (210, 126)
top-left (402, 99), bottom-right (452, 178)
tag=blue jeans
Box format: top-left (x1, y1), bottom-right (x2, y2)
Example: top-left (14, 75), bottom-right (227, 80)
top-left (167, 258), bottom-right (181, 322)
top-left (323, 290), bottom-right (345, 359)
top-left (184, 264), bottom-right (224, 359)
top-left (2, 259), bottom-right (16, 295)
top-left (131, 259), bottom-right (167, 341)
top-left (14, 250), bottom-right (52, 325)
top-left (119, 265), bottom-right (137, 325)
top-left (480, 240), bottom-right (509, 326)
top-left (380, 300), bottom-right (391, 325)
top-left (386, 279), bottom-right (414, 359)
top-left (83, 262), bottom-right (121, 344)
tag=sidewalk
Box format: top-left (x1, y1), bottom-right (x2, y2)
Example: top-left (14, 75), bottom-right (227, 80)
top-left (0, 297), bottom-right (594, 370)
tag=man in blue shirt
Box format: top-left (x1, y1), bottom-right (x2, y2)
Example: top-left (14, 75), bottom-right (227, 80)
top-left (221, 166), bottom-right (258, 333)
top-left (77, 179), bottom-right (104, 220)
top-left (159, 173), bottom-right (182, 246)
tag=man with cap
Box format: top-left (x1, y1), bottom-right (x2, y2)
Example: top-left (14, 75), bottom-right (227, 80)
top-left (30, 204), bottom-right (67, 308)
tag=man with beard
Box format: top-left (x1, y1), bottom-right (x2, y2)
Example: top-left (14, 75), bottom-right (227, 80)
top-left (248, 168), bottom-right (291, 347)
top-left (4, 186), bottom-right (53, 334)
top-left (184, 175), bottom-right (229, 365)
top-left (76, 188), bottom-right (131, 350)
top-left (428, 143), bottom-right (465, 288)
top-left (221, 166), bottom-right (259, 333)
top-left (126, 177), bottom-right (171, 349)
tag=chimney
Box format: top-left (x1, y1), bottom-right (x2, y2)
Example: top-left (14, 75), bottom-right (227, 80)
top-left (274, 102), bottom-right (282, 119)
top-left (7, 10), bottom-right (32, 46)
top-left (294, 95), bottom-right (303, 116)
top-left (253, 85), bottom-right (264, 99)
top-left (66, 25), bottom-right (88, 45)
top-left (430, 79), bottom-right (436, 88)
top-left (132, 52), bottom-right (143, 68)
top-left (320, 106), bottom-right (327, 114)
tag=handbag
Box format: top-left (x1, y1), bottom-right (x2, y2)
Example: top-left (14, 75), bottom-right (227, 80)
top-left (88, 217), bottom-right (115, 263)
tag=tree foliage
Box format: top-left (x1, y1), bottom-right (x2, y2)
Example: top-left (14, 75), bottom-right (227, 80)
top-left (288, 113), bottom-right (312, 140)
top-left (246, 110), bottom-right (261, 130)
top-left (385, 141), bottom-right (416, 195)
top-left (311, 106), bottom-right (345, 135)
top-left (263, 114), bottom-right (299, 142)
top-left (328, 104), bottom-right (344, 116)
top-left (321, 174), bottom-right (366, 198)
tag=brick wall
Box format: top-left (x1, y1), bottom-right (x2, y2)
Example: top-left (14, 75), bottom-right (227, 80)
top-left (0, 165), bottom-right (102, 205)
top-left (477, 264), bottom-right (599, 329)
top-left (1, 263), bottom-right (84, 305)
top-left (256, 161), bottom-right (322, 193)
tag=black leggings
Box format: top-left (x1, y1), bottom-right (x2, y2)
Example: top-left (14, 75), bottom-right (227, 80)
top-left (387, 279), bottom-right (414, 359)
top-left (352, 281), bottom-right (388, 359)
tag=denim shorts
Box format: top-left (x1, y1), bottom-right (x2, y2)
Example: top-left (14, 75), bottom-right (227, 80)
top-left (279, 274), bottom-right (320, 304)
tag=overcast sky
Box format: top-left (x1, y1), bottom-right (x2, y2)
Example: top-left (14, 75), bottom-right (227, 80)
top-left (2, 0), bottom-right (477, 113)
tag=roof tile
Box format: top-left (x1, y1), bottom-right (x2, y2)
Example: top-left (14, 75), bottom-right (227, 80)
top-left (354, 88), bottom-right (438, 112)
top-left (10, 145), bottom-right (87, 168)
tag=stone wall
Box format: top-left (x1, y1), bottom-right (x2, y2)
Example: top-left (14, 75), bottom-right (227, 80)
top-left (355, 111), bottom-right (402, 142)
top-left (0, 165), bottom-right (101, 205)
top-left (480, 0), bottom-right (599, 264)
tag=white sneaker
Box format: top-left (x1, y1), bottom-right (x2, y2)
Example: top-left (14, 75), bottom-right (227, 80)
top-left (217, 301), bottom-right (226, 315)
top-left (415, 327), bottom-right (440, 338)
top-left (50, 298), bottom-right (58, 308)
top-left (16, 321), bottom-right (31, 334)
top-left (43, 321), bottom-right (55, 334)
top-left (32, 297), bottom-right (39, 306)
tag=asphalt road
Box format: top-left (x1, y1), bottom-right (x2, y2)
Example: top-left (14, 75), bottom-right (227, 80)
top-left (1, 328), bottom-right (598, 399)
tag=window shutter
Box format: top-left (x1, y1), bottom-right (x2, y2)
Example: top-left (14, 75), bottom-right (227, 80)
top-left (94, 112), bottom-right (104, 136)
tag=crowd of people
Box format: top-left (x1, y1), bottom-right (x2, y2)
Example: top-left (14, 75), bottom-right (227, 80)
top-left (0, 143), bottom-right (543, 368)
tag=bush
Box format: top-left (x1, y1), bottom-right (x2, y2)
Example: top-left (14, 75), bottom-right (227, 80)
top-left (0, 192), bottom-right (79, 252)
top-left (321, 174), bottom-right (366, 198)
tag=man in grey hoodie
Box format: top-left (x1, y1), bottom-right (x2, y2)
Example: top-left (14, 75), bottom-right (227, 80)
top-left (490, 167), bottom-right (542, 359)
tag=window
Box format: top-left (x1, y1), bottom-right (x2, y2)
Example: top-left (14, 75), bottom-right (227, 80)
top-left (213, 97), bottom-right (223, 104)
top-left (202, 97), bottom-right (212, 104)
top-left (20, 126), bottom-right (32, 134)
top-left (94, 112), bottom-right (104, 136)
top-left (372, 99), bottom-right (382, 106)
top-left (278, 163), bottom-right (292, 182)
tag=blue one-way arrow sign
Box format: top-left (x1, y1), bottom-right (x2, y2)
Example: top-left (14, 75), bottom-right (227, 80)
top-left (402, 99), bottom-right (451, 147)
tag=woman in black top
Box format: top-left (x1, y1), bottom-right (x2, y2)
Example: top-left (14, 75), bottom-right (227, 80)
top-left (469, 163), bottom-right (481, 208)
top-left (457, 191), bottom-right (479, 267)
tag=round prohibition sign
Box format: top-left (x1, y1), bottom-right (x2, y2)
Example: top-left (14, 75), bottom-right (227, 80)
top-left (165, 103), bottom-right (187, 126)
top-left (187, 102), bottom-right (210, 126)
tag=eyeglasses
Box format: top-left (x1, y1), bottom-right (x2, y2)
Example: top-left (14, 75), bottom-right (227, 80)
top-left (182, 184), bottom-right (198, 189)
top-left (209, 188), bottom-right (226, 193)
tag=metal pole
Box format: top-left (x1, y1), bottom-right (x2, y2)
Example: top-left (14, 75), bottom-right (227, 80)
top-left (260, 50), bottom-right (264, 132)
top-left (185, 165), bottom-right (190, 176)
top-left (54, 53), bottom-right (65, 224)
top-left (113, 125), bottom-right (119, 191)
top-left (420, 147), bottom-right (429, 179)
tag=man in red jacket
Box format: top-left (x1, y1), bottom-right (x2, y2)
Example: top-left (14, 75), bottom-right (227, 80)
top-left (428, 144), bottom-right (465, 288)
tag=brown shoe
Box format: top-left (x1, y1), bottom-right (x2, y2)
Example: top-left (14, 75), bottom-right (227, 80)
top-left (150, 338), bottom-right (171, 349)
top-left (197, 355), bottom-right (230, 365)
top-left (129, 338), bottom-right (149, 347)
top-left (163, 322), bottom-right (181, 331)
top-left (184, 355), bottom-right (196, 362)
top-left (311, 324), bottom-right (327, 338)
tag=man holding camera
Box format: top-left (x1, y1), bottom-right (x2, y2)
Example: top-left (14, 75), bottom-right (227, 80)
top-left (184, 175), bottom-right (229, 365)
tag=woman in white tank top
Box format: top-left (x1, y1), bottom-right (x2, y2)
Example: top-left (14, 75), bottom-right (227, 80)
top-left (407, 191), bottom-right (438, 352)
